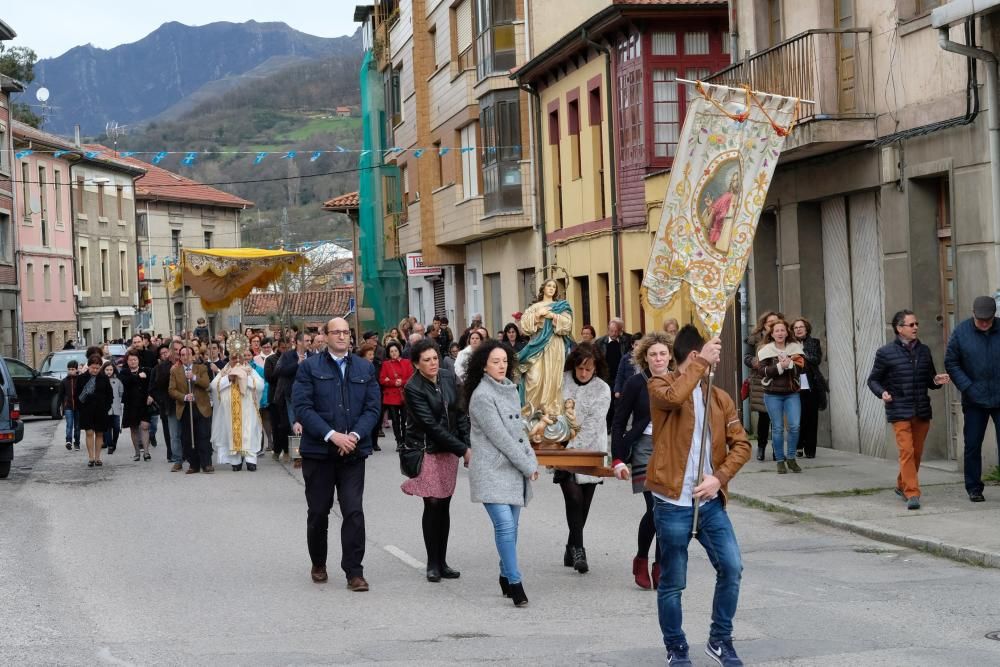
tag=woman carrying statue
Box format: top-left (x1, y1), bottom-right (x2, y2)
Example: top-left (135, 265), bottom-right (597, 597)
top-left (518, 279), bottom-right (574, 417)
top-left (210, 342), bottom-right (264, 472)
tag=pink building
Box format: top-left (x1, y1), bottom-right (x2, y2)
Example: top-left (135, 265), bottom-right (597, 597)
top-left (12, 122), bottom-right (77, 367)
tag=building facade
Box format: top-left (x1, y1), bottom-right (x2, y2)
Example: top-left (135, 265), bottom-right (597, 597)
top-left (121, 157), bottom-right (252, 337)
top-left (716, 0), bottom-right (997, 463)
top-left (0, 20), bottom-right (24, 358)
top-left (12, 122), bottom-right (78, 366)
top-left (366, 0), bottom-right (543, 334)
top-left (71, 149), bottom-right (145, 346)
top-left (517, 1), bottom-right (730, 341)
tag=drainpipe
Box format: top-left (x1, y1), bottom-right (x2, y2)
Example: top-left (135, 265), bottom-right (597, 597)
top-left (519, 81), bottom-right (548, 268)
top-left (581, 28), bottom-right (622, 316)
top-left (938, 28), bottom-right (1000, 252)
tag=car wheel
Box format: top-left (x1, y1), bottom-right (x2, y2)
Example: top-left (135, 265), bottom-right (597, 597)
top-left (50, 395), bottom-right (63, 420)
top-left (0, 460), bottom-right (10, 479)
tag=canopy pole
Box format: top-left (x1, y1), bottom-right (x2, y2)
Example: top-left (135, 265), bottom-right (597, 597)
top-left (675, 78), bottom-right (816, 105)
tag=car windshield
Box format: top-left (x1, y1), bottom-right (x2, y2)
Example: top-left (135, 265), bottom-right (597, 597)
top-left (41, 352), bottom-right (88, 374)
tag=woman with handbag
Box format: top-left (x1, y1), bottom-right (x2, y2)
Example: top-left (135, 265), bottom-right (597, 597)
top-left (120, 350), bottom-right (153, 462)
top-left (401, 338), bottom-right (471, 582)
top-left (792, 317), bottom-right (826, 459)
top-left (744, 310), bottom-right (783, 461)
top-left (76, 354), bottom-right (113, 468)
top-left (465, 340), bottom-right (538, 607)
top-left (380, 340), bottom-right (413, 448)
top-left (611, 332), bottom-right (672, 590)
top-left (758, 319), bottom-right (805, 474)
top-left (556, 341), bottom-right (611, 574)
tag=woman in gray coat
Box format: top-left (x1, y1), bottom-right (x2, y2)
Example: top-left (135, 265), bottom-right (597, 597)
top-left (465, 340), bottom-right (538, 607)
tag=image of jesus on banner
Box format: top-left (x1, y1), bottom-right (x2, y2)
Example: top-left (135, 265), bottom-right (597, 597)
top-left (699, 161), bottom-right (742, 255)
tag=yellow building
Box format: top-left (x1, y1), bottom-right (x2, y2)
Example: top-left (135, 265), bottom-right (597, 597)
top-left (516, 1), bottom-right (730, 337)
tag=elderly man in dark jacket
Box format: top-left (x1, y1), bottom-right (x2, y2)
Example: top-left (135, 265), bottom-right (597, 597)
top-left (867, 310), bottom-right (949, 510)
top-left (292, 317), bottom-right (381, 592)
top-left (945, 295), bottom-right (1000, 502)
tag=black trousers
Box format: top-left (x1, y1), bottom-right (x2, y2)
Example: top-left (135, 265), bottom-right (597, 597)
top-left (799, 389), bottom-right (820, 457)
top-left (157, 400), bottom-right (172, 458)
top-left (180, 404), bottom-right (212, 470)
top-left (385, 404), bottom-right (405, 445)
top-left (302, 455), bottom-right (366, 579)
top-left (270, 401), bottom-right (289, 455)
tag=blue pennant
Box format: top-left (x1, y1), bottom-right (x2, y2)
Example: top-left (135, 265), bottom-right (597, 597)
top-left (182, 152), bottom-right (197, 165)
top-left (413, 149), bottom-right (424, 158)
top-left (84, 151), bottom-right (100, 159)
top-left (310, 151), bottom-right (323, 162)
top-left (53, 150), bottom-right (70, 158)
top-left (14, 150), bottom-right (32, 159)
top-left (120, 151), bottom-right (136, 158)
top-left (283, 151), bottom-right (297, 160)
top-left (438, 147), bottom-right (450, 156)
top-left (335, 145), bottom-right (346, 152)
top-left (460, 146), bottom-right (475, 154)
top-left (152, 152), bottom-right (168, 164)
top-left (254, 152), bottom-right (268, 165)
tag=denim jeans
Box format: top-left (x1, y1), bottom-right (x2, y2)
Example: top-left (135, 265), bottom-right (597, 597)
top-left (654, 497), bottom-right (742, 648)
top-left (962, 404), bottom-right (1000, 495)
top-left (484, 503), bottom-right (522, 584)
top-left (64, 408), bottom-right (80, 446)
top-left (167, 411), bottom-right (183, 463)
top-left (148, 413), bottom-right (158, 441)
top-left (763, 392), bottom-right (801, 461)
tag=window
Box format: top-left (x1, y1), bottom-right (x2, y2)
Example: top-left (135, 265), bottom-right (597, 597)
top-left (38, 166), bottom-right (49, 246)
top-left (59, 265), bottom-right (66, 302)
top-left (430, 25), bottom-right (442, 69)
top-left (136, 212), bottom-right (148, 237)
top-left (617, 33), bottom-right (644, 167)
top-left (588, 84), bottom-right (602, 125)
top-left (0, 125), bottom-right (7, 172)
top-left (100, 248), bottom-right (110, 293)
top-left (549, 104), bottom-right (563, 228)
top-left (0, 212), bottom-right (10, 262)
top-left (25, 263), bottom-right (34, 301)
top-left (116, 186), bottom-right (124, 220)
top-left (767, 0), bottom-right (782, 47)
top-left (204, 231), bottom-right (213, 249)
top-left (54, 170), bottom-right (62, 226)
top-left (119, 249), bottom-right (128, 294)
top-left (103, 327), bottom-right (111, 344)
top-left (171, 229), bottom-right (181, 258)
top-left (21, 162), bottom-right (31, 220)
top-left (433, 141), bottom-right (443, 188)
top-left (460, 123), bottom-right (479, 199)
top-left (173, 301), bottom-right (184, 335)
top-left (78, 244), bottom-right (89, 293)
top-left (480, 89), bottom-right (522, 214)
top-left (476, 0), bottom-right (516, 79)
top-left (568, 95), bottom-right (581, 180)
top-left (75, 175), bottom-right (84, 212)
top-left (385, 64), bottom-right (403, 135)
top-left (652, 68), bottom-right (680, 158)
top-left (97, 182), bottom-right (106, 218)
top-left (43, 264), bottom-right (51, 301)
top-left (455, 0), bottom-right (475, 69)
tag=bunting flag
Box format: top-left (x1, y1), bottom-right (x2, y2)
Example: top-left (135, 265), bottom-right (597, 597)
top-left (182, 152), bottom-right (197, 165)
top-left (642, 83), bottom-right (799, 335)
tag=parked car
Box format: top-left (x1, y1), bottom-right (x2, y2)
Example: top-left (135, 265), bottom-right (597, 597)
top-left (0, 357), bottom-right (24, 479)
top-left (107, 343), bottom-right (128, 369)
top-left (5, 358), bottom-right (63, 419)
top-left (38, 350), bottom-right (88, 380)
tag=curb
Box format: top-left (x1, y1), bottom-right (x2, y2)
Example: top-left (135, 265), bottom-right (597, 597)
top-left (729, 491), bottom-right (1000, 570)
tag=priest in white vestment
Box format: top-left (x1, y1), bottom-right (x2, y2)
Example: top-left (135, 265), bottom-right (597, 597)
top-left (210, 352), bottom-right (264, 471)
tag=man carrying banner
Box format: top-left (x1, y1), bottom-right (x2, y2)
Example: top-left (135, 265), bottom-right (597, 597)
top-left (646, 325), bottom-right (750, 666)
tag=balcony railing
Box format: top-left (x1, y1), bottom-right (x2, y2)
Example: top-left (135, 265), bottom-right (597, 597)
top-left (706, 28), bottom-right (875, 123)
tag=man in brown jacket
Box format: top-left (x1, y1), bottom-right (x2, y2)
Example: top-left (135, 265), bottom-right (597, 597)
top-left (647, 325), bottom-right (751, 667)
top-left (169, 345), bottom-right (213, 474)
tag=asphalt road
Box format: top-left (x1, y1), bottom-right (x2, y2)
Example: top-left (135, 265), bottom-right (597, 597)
top-left (4, 417), bottom-right (1000, 666)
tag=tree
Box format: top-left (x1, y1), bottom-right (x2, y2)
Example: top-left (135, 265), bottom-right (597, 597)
top-left (0, 44), bottom-right (42, 128)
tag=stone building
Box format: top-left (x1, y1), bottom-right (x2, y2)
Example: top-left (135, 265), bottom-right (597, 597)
top-left (0, 20), bottom-right (23, 358)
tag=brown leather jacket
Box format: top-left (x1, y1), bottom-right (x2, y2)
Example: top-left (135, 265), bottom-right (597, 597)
top-left (168, 363), bottom-right (212, 419)
top-left (646, 357), bottom-right (751, 504)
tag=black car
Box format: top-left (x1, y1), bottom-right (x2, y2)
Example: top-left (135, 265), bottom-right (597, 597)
top-left (5, 358), bottom-right (63, 419)
top-left (0, 357), bottom-right (24, 479)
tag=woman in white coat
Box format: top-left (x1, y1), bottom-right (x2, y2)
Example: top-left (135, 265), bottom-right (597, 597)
top-left (466, 340), bottom-right (538, 607)
top-left (210, 349), bottom-right (264, 471)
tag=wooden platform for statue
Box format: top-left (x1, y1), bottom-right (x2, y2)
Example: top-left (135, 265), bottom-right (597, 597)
top-left (532, 446), bottom-right (613, 477)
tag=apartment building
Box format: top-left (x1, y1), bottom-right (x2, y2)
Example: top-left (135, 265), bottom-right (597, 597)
top-left (716, 0), bottom-right (996, 463)
top-left (0, 19), bottom-right (23, 358)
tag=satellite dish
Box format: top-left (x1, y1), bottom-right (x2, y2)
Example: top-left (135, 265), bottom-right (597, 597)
top-left (36, 87), bottom-right (49, 103)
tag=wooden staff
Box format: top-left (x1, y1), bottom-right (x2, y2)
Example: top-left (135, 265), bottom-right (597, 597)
top-left (187, 375), bottom-right (195, 458)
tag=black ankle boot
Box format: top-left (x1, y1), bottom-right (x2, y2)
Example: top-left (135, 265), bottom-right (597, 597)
top-left (573, 546), bottom-right (589, 574)
top-left (426, 566), bottom-right (441, 582)
top-left (440, 564), bottom-right (460, 579)
top-left (756, 444), bottom-right (765, 461)
top-left (563, 544), bottom-right (574, 567)
top-left (509, 582), bottom-right (528, 607)
top-left (499, 575), bottom-right (511, 597)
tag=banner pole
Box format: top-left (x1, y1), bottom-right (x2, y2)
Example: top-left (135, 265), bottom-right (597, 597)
top-left (691, 361), bottom-right (716, 538)
top-left (675, 78), bottom-right (815, 105)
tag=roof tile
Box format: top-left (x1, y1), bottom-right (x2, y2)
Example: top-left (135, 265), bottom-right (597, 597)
top-left (242, 289), bottom-right (354, 318)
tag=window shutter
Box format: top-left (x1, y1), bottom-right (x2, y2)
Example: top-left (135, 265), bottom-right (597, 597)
top-left (457, 0), bottom-right (473, 52)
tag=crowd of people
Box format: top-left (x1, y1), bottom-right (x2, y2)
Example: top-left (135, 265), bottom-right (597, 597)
top-left (51, 293), bottom-right (1000, 667)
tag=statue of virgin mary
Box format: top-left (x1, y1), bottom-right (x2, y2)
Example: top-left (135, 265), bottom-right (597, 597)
top-left (517, 278), bottom-right (573, 417)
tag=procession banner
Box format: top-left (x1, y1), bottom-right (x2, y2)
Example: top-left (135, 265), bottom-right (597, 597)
top-left (169, 248), bottom-right (309, 311)
top-left (642, 83), bottom-right (798, 335)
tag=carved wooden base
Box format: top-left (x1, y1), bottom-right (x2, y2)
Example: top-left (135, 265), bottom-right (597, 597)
top-left (531, 445), bottom-right (613, 477)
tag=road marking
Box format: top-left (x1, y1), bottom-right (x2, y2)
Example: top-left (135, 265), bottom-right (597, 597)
top-left (384, 544), bottom-right (425, 570)
top-left (96, 647), bottom-right (136, 666)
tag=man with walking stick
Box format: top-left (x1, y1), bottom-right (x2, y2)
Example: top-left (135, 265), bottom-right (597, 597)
top-left (169, 345), bottom-right (213, 474)
top-left (646, 325), bottom-right (751, 667)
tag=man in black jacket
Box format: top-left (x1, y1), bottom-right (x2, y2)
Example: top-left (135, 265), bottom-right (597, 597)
top-left (867, 309), bottom-right (950, 510)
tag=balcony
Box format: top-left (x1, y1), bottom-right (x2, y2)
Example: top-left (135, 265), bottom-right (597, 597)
top-left (706, 29), bottom-right (876, 161)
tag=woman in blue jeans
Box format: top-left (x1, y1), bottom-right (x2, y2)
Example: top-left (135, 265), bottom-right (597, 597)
top-left (758, 319), bottom-right (805, 474)
top-left (465, 340), bottom-right (538, 607)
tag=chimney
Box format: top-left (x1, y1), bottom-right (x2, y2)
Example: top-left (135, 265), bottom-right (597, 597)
top-left (74, 124), bottom-right (81, 148)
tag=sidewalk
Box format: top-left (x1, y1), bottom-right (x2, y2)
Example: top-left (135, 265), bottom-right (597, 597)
top-left (727, 446), bottom-right (1000, 568)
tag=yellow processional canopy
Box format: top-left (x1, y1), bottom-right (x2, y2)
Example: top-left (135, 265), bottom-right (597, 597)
top-left (169, 248), bottom-right (309, 311)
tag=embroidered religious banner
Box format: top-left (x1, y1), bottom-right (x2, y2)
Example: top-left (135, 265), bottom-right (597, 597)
top-left (169, 248), bottom-right (309, 310)
top-left (642, 83), bottom-right (799, 335)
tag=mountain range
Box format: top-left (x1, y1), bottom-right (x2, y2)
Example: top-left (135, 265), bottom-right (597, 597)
top-left (25, 20), bottom-right (361, 135)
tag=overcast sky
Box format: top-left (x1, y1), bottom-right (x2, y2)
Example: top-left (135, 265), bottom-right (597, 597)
top-left (2, 3), bottom-right (358, 59)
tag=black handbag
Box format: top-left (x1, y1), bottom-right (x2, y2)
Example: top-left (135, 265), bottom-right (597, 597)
top-left (398, 442), bottom-right (425, 478)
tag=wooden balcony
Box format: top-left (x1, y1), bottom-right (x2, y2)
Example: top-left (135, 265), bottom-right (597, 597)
top-left (706, 29), bottom-right (876, 161)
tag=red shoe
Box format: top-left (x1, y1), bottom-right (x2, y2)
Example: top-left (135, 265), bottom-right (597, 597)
top-left (633, 556), bottom-right (652, 589)
top-left (651, 562), bottom-right (661, 589)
